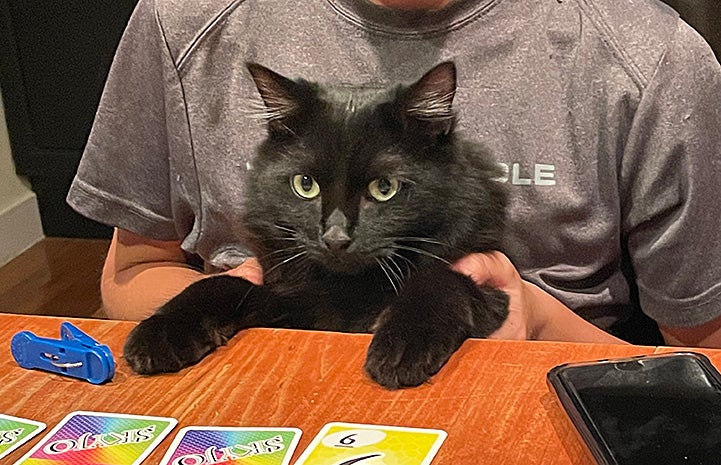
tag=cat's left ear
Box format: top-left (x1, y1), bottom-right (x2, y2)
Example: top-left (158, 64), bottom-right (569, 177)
top-left (399, 61), bottom-right (457, 136)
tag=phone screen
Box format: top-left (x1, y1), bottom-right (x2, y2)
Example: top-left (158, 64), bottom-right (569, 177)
top-left (548, 353), bottom-right (721, 465)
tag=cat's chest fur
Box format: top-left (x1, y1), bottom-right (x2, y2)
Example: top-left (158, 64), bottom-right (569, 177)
top-left (262, 264), bottom-right (395, 333)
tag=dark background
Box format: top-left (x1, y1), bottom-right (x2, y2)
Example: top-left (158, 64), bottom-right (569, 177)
top-left (0, 0), bottom-right (719, 238)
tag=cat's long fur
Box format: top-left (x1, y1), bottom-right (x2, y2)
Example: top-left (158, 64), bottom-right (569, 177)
top-left (124, 62), bottom-right (509, 389)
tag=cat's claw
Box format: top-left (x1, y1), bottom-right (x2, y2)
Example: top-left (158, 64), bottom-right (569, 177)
top-left (124, 313), bottom-right (224, 375)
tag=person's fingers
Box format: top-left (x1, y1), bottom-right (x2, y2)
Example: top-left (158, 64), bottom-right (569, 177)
top-left (452, 251), bottom-right (511, 287)
top-left (224, 258), bottom-right (264, 285)
top-left (453, 253), bottom-right (489, 283)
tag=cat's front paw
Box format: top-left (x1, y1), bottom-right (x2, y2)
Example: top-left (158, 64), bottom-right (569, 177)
top-left (124, 313), bottom-right (224, 375)
top-left (364, 319), bottom-right (466, 390)
top-left (123, 275), bottom-right (263, 375)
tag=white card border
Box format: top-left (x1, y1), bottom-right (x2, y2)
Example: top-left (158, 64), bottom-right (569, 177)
top-left (294, 422), bottom-right (447, 465)
top-left (158, 426), bottom-right (302, 465)
top-left (13, 410), bottom-right (178, 465)
top-left (0, 413), bottom-right (47, 460)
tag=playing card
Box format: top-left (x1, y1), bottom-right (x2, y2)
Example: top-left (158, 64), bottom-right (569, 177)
top-left (0, 413), bottom-right (46, 460)
top-left (159, 426), bottom-right (302, 465)
top-left (294, 422), bottom-right (447, 465)
top-left (13, 411), bottom-right (177, 465)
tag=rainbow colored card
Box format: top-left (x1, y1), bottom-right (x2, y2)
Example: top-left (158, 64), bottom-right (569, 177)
top-left (14, 411), bottom-right (177, 465)
top-left (0, 413), bottom-right (46, 460)
top-left (294, 422), bottom-right (447, 465)
top-left (158, 426), bottom-right (302, 465)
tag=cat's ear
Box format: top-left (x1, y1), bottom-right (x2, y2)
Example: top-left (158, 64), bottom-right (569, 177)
top-left (399, 61), bottom-right (457, 136)
top-left (246, 63), bottom-right (305, 135)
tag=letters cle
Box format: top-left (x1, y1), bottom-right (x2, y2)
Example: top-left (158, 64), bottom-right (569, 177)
top-left (495, 162), bottom-right (556, 186)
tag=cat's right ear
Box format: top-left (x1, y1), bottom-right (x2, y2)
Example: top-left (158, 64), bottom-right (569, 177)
top-left (399, 61), bottom-right (457, 137)
top-left (246, 63), bottom-right (304, 135)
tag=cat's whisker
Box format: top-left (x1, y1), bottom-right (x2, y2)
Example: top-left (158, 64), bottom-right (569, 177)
top-left (273, 224), bottom-right (297, 234)
top-left (232, 285), bottom-right (255, 313)
top-left (391, 236), bottom-right (460, 252)
top-left (257, 245), bottom-right (306, 261)
top-left (265, 250), bottom-right (308, 277)
top-left (380, 257), bottom-right (404, 291)
top-left (284, 257), bottom-right (313, 283)
top-left (385, 255), bottom-right (408, 284)
top-left (390, 251), bottom-right (416, 268)
top-left (261, 224), bottom-right (305, 244)
top-left (393, 236), bottom-right (446, 245)
top-left (392, 245), bottom-right (451, 265)
top-left (256, 235), bottom-right (298, 243)
top-left (375, 258), bottom-right (400, 295)
top-left (390, 252), bottom-right (416, 278)
top-left (256, 237), bottom-right (300, 243)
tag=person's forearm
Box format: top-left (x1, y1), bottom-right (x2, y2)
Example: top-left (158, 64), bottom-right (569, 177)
top-left (101, 261), bottom-right (205, 321)
top-left (101, 229), bottom-right (207, 321)
top-left (527, 282), bottom-right (626, 344)
top-left (102, 229), bottom-right (265, 321)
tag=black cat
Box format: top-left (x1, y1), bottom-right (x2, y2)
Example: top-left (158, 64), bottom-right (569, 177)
top-left (123, 61), bottom-right (509, 389)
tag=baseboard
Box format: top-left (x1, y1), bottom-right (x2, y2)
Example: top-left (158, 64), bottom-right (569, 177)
top-left (0, 193), bottom-right (44, 267)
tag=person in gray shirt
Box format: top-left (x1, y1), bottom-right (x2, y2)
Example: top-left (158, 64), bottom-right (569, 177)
top-left (67, 0), bottom-right (721, 347)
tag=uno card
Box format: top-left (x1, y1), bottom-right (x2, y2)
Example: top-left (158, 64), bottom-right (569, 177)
top-left (294, 422), bottom-right (447, 465)
top-left (13, 411), bottom-right (177, 465)
top-left (0, 413), bottom-right (46, 460)
top-left (159, 426), bottom-right (302, 465)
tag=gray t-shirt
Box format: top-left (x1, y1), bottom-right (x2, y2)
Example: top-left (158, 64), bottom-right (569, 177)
top-left (67, 0), bottom-right (721, 330)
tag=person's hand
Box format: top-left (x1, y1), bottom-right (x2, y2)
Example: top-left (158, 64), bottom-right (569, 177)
top-left (221, 257), bottom-right (264, 285)
top-left (452, 251), bottom-right (536, 341)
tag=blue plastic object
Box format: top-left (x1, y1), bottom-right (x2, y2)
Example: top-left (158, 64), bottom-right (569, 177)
top-left (10, 321), bottom-right (115, 384)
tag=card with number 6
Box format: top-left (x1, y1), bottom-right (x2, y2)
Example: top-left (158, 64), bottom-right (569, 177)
top-left (294, 422), bottom-right (446, 465)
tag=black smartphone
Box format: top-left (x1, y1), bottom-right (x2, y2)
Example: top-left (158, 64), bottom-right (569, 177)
top-left (547, 352), bottom-right (721, 465)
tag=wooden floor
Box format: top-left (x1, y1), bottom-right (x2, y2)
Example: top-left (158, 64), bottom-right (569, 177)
top-left (0, 237), bottom-right (110, 318)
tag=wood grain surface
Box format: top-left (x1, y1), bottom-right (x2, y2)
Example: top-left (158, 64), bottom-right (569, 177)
top-left (2, 313), bottom-right (718, 464)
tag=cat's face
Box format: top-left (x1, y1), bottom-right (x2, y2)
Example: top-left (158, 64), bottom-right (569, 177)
top-left (242, 62), bottom-right (504, 278)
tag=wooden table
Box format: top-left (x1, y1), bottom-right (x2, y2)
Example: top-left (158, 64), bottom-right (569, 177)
top-left (1, 313), bottom-right (719, 464)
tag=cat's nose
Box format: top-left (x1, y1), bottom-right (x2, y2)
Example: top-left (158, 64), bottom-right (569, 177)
top-left (323, 208), bottom-right (352, 252)
top-left (322, 226), bottom-right (351, 252)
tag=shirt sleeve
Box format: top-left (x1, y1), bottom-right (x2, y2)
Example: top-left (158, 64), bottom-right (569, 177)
top-left (621, 18), bottom-right (721, 328)
top-left (67, 0), bottom-right (181, 240)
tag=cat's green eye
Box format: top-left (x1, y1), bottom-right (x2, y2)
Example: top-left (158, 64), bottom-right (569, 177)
top-left (291, 174), bottom-right (320, 199)
top-left (368, 177), bottom-right (400, 202)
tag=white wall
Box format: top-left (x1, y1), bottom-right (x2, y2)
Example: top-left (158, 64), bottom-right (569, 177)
top-left (0, 90), bottom-right (44, 267)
